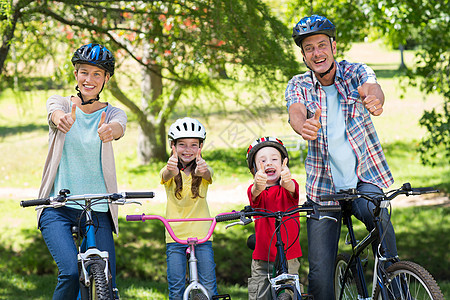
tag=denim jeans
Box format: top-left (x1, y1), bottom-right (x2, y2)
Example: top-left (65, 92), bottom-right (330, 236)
top-left (306, 181), bottom-right (398, 300)
top-left (166, 241), bottom-right (218, 300)
top-left (39, 206), bottom-right (116, 300)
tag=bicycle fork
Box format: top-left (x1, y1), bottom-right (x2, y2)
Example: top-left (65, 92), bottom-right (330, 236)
top-left (183, 242), bottom-right (210, 300)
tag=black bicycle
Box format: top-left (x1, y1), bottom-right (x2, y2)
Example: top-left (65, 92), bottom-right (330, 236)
top-left (322, 182), bottom-right (444, 300)
top-left (215, 203), bottom-right (341, 300)
top-left (21, 189), bottom-right (154, 300)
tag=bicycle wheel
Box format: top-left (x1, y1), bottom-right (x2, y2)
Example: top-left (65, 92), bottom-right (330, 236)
top-left (373, 260), bottom-right (444, 300)
top-left (334, 253), bottom-right (361, 300)
top-left (191, 293), bottom-right (208, 300)
top-left (276, 292), bottom-right (293, 300)
top-left (89, 262), bottom-right (112, 300)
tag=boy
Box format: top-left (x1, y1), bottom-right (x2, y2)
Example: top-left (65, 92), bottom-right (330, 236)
top-left (246, 137), bottom-right (302, 300)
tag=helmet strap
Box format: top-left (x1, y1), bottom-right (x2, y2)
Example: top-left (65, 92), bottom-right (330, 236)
top-left (75, 81), bottom-right (105, 105)
top-left (178, 159), bottom-right (196, 171)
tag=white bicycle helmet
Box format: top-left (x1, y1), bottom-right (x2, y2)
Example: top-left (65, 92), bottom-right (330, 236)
top-left (168, 117), bottom-right (206, 142)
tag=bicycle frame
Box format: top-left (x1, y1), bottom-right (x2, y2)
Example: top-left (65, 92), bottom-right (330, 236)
top-left (337, 199), bottom-right (397, 300)
top-left (21, 189), bottom-right (153, 300)
top-left (77, 198), bottom-right (112, 299)
top-left (126, 213), bottom-right (232, 300)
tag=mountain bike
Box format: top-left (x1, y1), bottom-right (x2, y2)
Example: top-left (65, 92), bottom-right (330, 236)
top-left (321, 182), bottom-right (445, 300)
top-left (126, 213), bottom-right (232, 300)
top-left (215, 203), bottom-right (341, 300)
top-left (21, 188), bottom-right (154, 300)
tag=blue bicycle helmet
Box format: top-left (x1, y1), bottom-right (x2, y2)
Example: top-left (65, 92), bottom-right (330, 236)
top-left (292, 15), bottom-right (336, 48)
top-left (71, 43), bottom-right (115, 76)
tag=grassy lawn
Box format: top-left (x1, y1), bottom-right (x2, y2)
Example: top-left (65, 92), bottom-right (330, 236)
top-left (0, 41), bottom-right (448, 299)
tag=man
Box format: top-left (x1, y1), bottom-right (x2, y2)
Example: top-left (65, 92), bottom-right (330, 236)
top-left (285, 15), bottom-right (397, 300)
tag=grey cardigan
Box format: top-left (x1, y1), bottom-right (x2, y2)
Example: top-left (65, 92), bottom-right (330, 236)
top-left (36, 95), bottom-right (127, 234)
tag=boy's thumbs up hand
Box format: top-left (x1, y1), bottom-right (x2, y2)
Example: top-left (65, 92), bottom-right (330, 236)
top-left (254, 161), bottom-right (268, 190)
top-left (301, 108), bottom-right (322, 140)
top-left (280, 157), bottom-right (295, 193)
top-left (97, 111), bottom-right (113, 143)
top-left (280, 157), bottom-right (292, 185)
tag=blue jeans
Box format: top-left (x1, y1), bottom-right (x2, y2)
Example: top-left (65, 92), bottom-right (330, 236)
top-left (39, 206), bottom-right (116, 300)
top-left (166, 241), bottom-right (218, 300)
top-left (306, 182), bottom-right (398, 300)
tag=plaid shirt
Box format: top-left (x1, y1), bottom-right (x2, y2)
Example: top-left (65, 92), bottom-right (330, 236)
top-left (285, 60), bottom-right (394, 203)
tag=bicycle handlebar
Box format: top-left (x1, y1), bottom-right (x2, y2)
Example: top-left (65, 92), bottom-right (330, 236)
top-left (215, 204), bottom-right (341, 223)
top-left (126, 213), bottom-right (234, 245)
top-left (319, 183), bottom-right (439, 203)
top-left (20, 190), bottom-right (155, 208)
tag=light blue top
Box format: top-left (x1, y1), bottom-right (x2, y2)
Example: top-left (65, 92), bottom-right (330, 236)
top-left (323, 84), bottom-right (358, 192)
top-left (51, 104), bottom-right (108, 212)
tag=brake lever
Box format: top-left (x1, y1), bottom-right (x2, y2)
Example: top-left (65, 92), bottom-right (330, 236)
top-left (319, 216), bottom-right (338, 222)
top-left (114, 199), bottom-right (142, 205)
top-left (225, 216), bottom-right (253, 229)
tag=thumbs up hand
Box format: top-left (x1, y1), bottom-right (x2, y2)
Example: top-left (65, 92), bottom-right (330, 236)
top-left (254, 161), bottom-right (268, 190)
top-left (97, 111), bottom-right (113, 143)
top-left (56, 104), bottom-right (77, 133)
top-left (194, 148), bottom-right (208, 177)
top-left (280, 157), bottom-right (295, 193)
top-left (358, 84), bottom-right (383, 116)
top-left (167, 145), bottom-right (180, 175)
top-left (301, 108), bottom-right (322, 140)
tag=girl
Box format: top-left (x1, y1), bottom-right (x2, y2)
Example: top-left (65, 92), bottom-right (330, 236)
top-left (160, 117), bottom-right (218, 300)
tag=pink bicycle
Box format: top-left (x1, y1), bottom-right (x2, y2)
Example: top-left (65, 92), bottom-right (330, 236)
top-left (126, 213), bottom-right (232, 300)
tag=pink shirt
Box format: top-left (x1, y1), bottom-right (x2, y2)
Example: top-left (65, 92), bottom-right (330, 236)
top-left (247, 180), bottom-right (302, 262)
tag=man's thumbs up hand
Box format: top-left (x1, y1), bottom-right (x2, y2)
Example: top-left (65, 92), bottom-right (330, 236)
top-left (301, 108), bottom-right (322, 140)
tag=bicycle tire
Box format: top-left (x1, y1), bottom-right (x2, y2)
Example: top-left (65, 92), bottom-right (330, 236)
top-left (334, 253), bottom-right (363, 300)
top-left (192, 293), bottom-right (208, 300)
top-left (276, 292), bottom-right (293, 300)
top-left (373, 260), bottom-right (444, 300)
top-left (89, 262), bottom-right (112, 300)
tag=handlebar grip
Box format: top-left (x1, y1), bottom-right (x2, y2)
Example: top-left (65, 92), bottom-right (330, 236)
top-left (317, 205), bottom-right (341, 212)
top-left (320, 194), bottom-right (357, 201)
top-left (411, 187), bottom-right (439, 195)
top-left (20, 198), bottom-right (51, 207)
top-left (215, 212), bottom-right (242, 222)
top-left (124, 192), bottom-right (155, 199)
top-left (126, 214), bottom-right (144, 221)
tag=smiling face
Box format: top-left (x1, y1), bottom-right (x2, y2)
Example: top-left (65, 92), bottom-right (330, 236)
top-left (175, 138), bottom-right (202, 166)
top-left (254, 147), bottom-right (282, 186)
top-left (301, 34), bottom-right (337, 84)
top-left (74, 64), bottom-right (110, 99)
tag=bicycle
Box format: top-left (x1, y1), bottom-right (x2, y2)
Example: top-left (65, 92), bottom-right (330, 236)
top-left (214, 203), bottom-right (341, 300)
top-left (321, 182), bottom-right (445, 300)
top-left (20, 188), bottom-right (154, 300)
top-left (126, 213), bottom-right (232, 300)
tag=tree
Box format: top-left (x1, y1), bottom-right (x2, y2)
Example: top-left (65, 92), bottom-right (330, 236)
top-left (0, 0), bottom-right (299, 163)
top-left (366, 0), bottom-right (449, 166)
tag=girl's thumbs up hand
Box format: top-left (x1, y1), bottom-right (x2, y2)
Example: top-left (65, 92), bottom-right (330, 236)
top-left (167, 145), bottom-right (180, 174)
top-left (194, 148), bottom-right (208, 176)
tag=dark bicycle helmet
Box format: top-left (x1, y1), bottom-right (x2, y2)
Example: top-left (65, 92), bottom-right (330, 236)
top-left (292, 15), bottom-right (336, 48)
top-left (246, 137), bottom-right (289, 175)
top-left (71, 43), bottom-right (115, 76)
top-left (168, 117), bottom-right (206, 142)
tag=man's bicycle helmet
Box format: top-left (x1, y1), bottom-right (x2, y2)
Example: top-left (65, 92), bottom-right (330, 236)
top-left (168, 117), bottom-right (206, 142)
top-left (292, 15), bottom-right (336, 48)
top-left (246, 137), bottom-right (289, 175)
top-left (71, 43), bottom-right (115, 76)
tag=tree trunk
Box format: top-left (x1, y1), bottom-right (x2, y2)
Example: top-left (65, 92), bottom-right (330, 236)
top-left (137, 42), bottom-right (166, 164)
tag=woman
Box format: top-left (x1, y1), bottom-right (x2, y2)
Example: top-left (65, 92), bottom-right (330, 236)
top-left (36, 43), bottom-right (127, 299)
